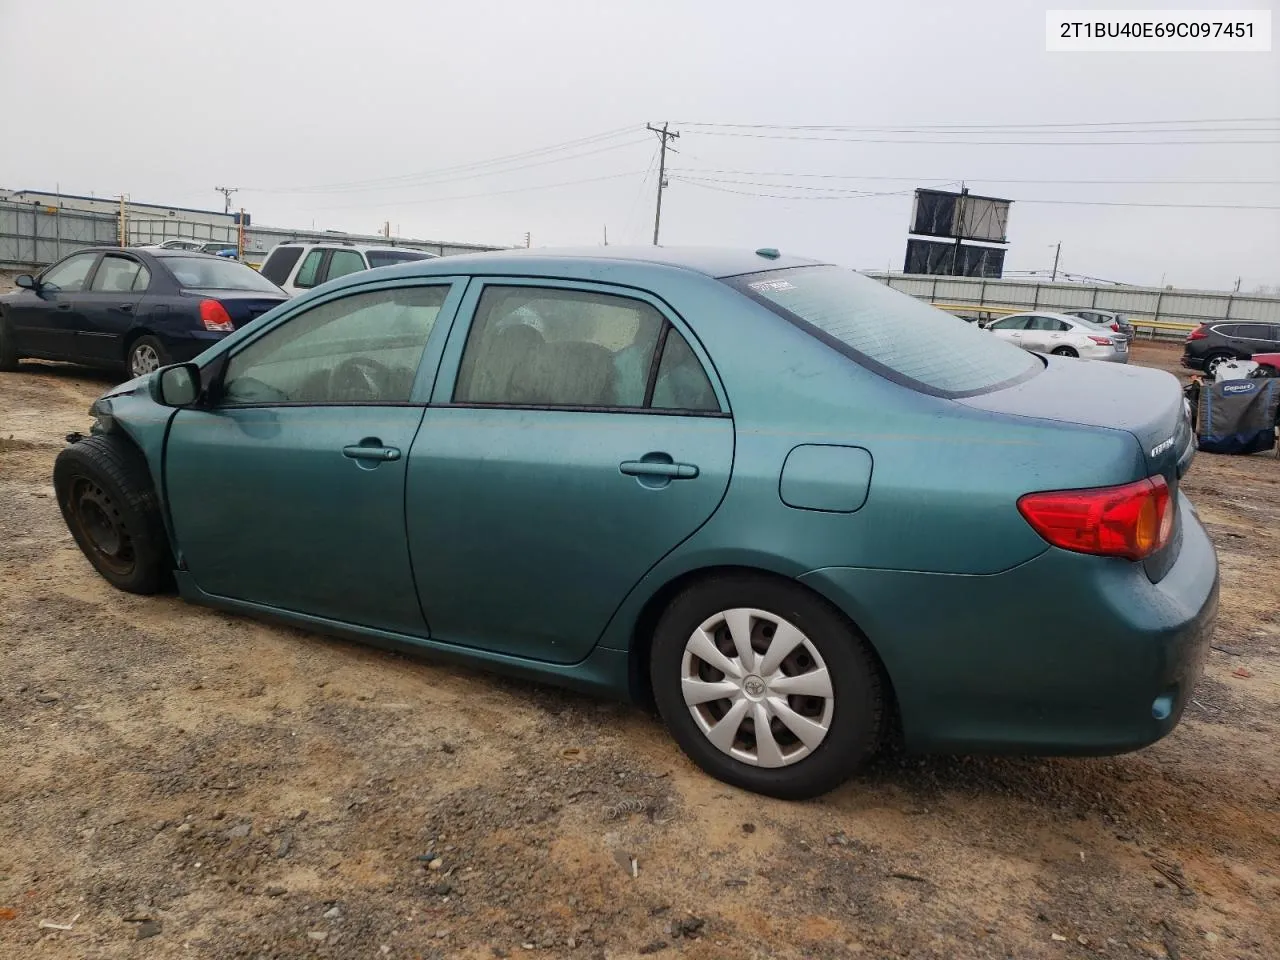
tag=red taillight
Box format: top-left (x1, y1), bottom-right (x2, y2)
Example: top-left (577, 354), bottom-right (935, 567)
top-left (1187, 326), bottom-right (1208, 341)
top-left (1018, 476), bottom-right (1173, 561)
top-left (1088, 335), bottom-right (1113, 346)
top-left (1111, 322), bottom-right (1120, 332)
top-left (200, 299), bottom-right (234, 332)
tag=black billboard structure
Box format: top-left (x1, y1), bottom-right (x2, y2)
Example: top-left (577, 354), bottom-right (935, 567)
top-left (903, 188), bottom-right (1011, 278)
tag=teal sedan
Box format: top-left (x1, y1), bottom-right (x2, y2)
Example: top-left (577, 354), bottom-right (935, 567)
top-left (53, 247), bottom-right (1218, 800)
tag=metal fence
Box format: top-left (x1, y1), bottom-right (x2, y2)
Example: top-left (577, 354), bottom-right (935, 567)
top-left (0, 199), bottom-right (503, 270)
top-left (864, 272), bottom-right (1280, 340)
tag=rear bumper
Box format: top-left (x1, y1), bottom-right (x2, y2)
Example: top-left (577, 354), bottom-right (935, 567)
top-left (158, 330), bottom-right (229, 363)
top-left (800, 495), bottom-right (1219, 755)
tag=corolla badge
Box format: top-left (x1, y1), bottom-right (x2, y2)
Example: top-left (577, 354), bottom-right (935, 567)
top-left (1150, 437), bottom-right (1175, 457)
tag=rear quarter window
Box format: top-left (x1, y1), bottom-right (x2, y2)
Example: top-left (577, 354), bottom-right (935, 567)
top-left (261, 246), bottom-right (304, 285)
top-left (727, 266), bottom-right (1039, 398)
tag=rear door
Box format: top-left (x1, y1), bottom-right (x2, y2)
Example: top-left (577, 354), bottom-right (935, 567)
top-left (406, 279), bottom-right (733, 664)
top-left (7, 252), bottom-right (100, 358)
top-left (76, 253), bottom-right (151, 364)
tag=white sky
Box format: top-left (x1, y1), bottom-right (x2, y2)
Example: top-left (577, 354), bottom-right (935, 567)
top-left (1, 0), bottom-right (1277, 290)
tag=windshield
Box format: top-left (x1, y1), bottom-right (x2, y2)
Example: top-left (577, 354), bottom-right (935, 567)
top-left (727, 265), bottom-right (1039, 397)
top-left (164, 256), bottom-right (285, 293)
top-left (366, 249), bottom-right (434, 268)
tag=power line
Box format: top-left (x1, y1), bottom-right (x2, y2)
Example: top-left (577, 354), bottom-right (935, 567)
top-left (674, 117), bottom-right (1280, 132)
top-left (248, 136), bottom-right (652, 196)
top-left (243, 125), bottom-right (644, 194)
top-left (311, 169), bottom-right (649, 211)
top-left (672, 177), bottom-right (1280, 209)
top-left (669, 168), bottom-right (1280, 186)
top-left (682, 130), bottom-right (1280, 146)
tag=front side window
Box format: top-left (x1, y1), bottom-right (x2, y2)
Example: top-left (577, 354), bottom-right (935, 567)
top-left (90, 255), bottom-right (145, 293)
top-left (988, 315), bottom-right (1030, 331)
top-left (729, 267), bottom-right (1039, 397)
top-left (40, 253), bottom-right (98, 293)
top-left (294, 250), bottom-right (325, 288)
top-left (454, 286), bottom-right (665, 408)
top-left (327, 250), bottom-right (366, 281)
top-left (221, 285), bottom-right (449, 405)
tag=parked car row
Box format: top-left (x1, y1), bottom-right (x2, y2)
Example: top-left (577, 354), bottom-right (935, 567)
top-left (0, 242), bottom-right (442, 376)
top-left (982, 311), bottom-right (1129, 363)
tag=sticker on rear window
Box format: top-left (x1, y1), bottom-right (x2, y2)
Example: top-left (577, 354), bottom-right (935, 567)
top-left (748, 279), bottom-right (796, 293)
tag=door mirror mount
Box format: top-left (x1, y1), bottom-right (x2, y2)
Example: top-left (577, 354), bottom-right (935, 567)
top-left (14, 274), bottom-right (36, 290)
top-left (153, 363), bottom-right (202, 408)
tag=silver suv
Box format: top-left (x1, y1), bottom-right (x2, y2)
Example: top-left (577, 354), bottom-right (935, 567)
top-left (259, 242), bottom-right (438, 296)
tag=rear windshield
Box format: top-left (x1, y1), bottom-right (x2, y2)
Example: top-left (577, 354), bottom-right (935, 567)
top-left (727, 265), bottom-right (1039, 397)
top-left (366, 249), bottom-right (434, 268)
top-left (165, 256), bottom-right (284, 293)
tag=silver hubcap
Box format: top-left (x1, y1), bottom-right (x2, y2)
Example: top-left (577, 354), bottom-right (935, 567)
top-left (130, 344), bottom-right (160, 376)
top-left (681, 608), bottom-right (834, 768)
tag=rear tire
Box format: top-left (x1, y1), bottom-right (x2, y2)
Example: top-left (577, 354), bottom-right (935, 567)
top-left (1203, 352), bottom-right (1232, 376)
top-left (53, 436), bottom-right (172, 594)
top-left (126, 335), bottom-right (170, 378)
top-left (1051, 346), bottom-right (1079, 358)
top-left (649, 574), bottom-right (884, 800)
top-left (0, 316), bottom-right (19, 371)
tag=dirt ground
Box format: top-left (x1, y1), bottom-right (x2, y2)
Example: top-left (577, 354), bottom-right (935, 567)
top-left (1, 343), bottom-right (1276, 960)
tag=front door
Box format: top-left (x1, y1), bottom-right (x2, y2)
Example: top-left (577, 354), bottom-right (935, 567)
top-left (7, 251), bottom-right (100, 359)
top-left (407, 280), bottom-right (733, 664)
top-left (76, 253), bottom-right (151, 365)
top-left (163, 280), bottom-right (461, 635)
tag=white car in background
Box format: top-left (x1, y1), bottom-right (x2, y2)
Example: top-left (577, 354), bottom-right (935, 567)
top-left (983, 311), bottom-right (1128, 363)
top-left (258, 242), bottom-right (439, 296)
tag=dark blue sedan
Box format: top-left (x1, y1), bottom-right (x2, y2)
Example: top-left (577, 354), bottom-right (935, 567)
top-left (0, 247), bottom-right (289, 377)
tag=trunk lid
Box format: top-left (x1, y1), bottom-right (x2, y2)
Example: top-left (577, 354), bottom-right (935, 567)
top-left (182, 289), bottom-right (288, 331)
top-left (958, 356), bottom-right (1194, 580)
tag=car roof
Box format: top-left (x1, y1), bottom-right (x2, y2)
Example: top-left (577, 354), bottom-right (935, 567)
top-left (1006, 311), bottom-right (1086, 323)
top-left (47, 246), bottom-right (226, 260)
top-left (367, 246), bottom-right (828, 280)
top-left (271, 241), bottom-right (436, 254)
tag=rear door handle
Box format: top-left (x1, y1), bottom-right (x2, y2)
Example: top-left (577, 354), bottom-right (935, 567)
top-left (119, 303), bottom-right (133, 312)
top-left (57, 303), bottom-right (71, 310)
top-left (343, 444), bottom-right (401, 462)
top-left (620, 460), bottom-right (699, 480)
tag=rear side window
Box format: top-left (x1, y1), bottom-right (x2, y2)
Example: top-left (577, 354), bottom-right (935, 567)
top-left (454, 286), bottom-right (664, 408)
top-left (91, 255), bottom-right (145, 293)
top-left (294, 250), bottom-right (325, 289)
top-left (728, 266), bottom-right (1039, 397)
top-left (261, 246), bottom-right (303, 285)
top-left (327, 249), bottom-right (366, 281)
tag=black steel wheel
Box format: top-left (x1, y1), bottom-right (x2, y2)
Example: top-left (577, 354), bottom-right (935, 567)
top-left (53, 435), bottom-right (172, 594)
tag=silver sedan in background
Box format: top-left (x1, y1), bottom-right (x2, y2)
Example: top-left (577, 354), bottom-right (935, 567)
top-left (983, 311), bottom-right (1128, 363)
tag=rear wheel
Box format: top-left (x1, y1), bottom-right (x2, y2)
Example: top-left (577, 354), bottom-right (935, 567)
top-left (1204, 352), bottom-right (1233, 377)
top-left (0, 316), bottom-right (19, 371)
top-left (53, 436), bottom-right (172, 594)
top-left (127, 335), bottom-right (169, 378)
top-left (1051, 346), bottom-right (1079, 358)
top-left (649, 574), bottom-right (884, 800)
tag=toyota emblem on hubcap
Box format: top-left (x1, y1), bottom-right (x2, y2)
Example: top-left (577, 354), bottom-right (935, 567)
top-left (743, 675), bottom-right (767, 699)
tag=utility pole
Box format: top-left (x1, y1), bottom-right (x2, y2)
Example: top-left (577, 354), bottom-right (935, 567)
top-left (523, 231), bottom-right (531, 248)
top-left (603, 224), bottom-right (608, 246)
top-left (1051, 242), bottom-right (1062, 282)
top-left (237, 207), bottom-right (246, 259)
top-left (1233, 276), bottom-right (1242, 292)
top-left (950, 185), bottom-right (968, 276)
top-left (647, 122), bottom-right (680, 245)
top-left (384, 221), bottom-right (391, 238)
top-left (118, 194), bottom-right (128, 247)
top-left (215, 186), bottom-right (238, 215)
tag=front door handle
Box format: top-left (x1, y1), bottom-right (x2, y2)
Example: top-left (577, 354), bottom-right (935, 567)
top-left (343, 442), bottom-right (401, 463)
top-left (620, 459), bottom-right (699, 480)
top-left (57, 303), bottom-right (71, 311)
top-left (119, 303), bottom-right (134, 313)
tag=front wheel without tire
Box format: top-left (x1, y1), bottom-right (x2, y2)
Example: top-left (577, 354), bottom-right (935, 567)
top-left (53, 436), bottom-right (172, 594)
top-left (649, 575), bottom-right (884, 800)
